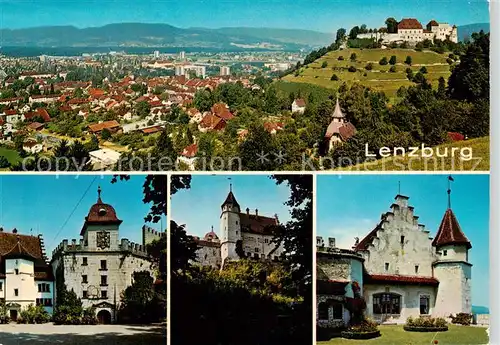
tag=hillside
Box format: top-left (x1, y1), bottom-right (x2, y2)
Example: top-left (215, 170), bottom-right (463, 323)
top-left (334, 137), bottom-right (489, 171)
top-left (283, 48), bottom-right (453, 98)
top-left (0, 23), bottom-right (331, 49)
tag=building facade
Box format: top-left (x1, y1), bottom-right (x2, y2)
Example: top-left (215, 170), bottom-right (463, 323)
top-left (192, 187), bottom-right (285, 268)
top-left (317, 193), bottom-right (471, 329)
top-left (50, 187), bottom-right (162, 323)
top-left (0, 230), bottom-right (54, 321)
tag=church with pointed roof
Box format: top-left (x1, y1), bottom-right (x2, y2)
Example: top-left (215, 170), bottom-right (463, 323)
top-left (316, 184), bottom-right (472, 329)
top-left (50, 186), bottom-right (163, 324)
top-left (191, 185), bottom-right (285, 269)
top-left (324, 99), bottom-right (357, 152)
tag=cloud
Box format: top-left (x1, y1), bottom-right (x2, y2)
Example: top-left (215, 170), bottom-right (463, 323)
top-left (319, 218), bottom-right (377, 250)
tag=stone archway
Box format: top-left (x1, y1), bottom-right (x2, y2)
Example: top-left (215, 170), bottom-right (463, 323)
top-left (97, 309), bottom-right (112, 324)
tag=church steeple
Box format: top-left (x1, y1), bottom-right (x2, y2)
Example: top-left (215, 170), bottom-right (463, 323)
top-left (332, 98), bottom-right (345, 120)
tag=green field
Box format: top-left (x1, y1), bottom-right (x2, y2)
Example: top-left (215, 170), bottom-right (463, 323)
top-left (334, 136), bottom-right (489, 172)
top-left (283, 48), bottom-right (453, 97)
top-left (319, 324), bottom-right (489, 345)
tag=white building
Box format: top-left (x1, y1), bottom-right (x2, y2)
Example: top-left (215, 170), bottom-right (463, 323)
top-left (0, 230), bottom-right (55, 320)
top-left (291, 98), bottom-right (306, 114)
top-left (220, 66), bottom-right (231, 76)
top-left (191, 186), bottom-right (285, 269)
top-left (50, 187), bottom-right (163, 324)
top-left (316, 193), bottom-right (472, 330)
top-left (175, 64), bottom-right (206, 79)
top-left (88, 148), bottom-right (121, 170)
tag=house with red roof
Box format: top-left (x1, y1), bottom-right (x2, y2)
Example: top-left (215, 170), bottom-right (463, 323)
top-left (324, 98), bottom-right (357, 151)
top-left (292, 98), bottom-right (306, 114)
top-left (316, 189), bottom-right (472, 330)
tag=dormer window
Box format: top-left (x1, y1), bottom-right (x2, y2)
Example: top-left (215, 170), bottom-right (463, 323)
top-left (443, 250), bottom-right (448, 256)
top-left (98, 208), bottom-right (107, 216)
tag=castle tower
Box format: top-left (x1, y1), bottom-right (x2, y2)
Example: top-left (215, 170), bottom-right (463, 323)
top-left (80, 186), bottom-right (123, 251)
top-left (220, 183), bottom-right (242, 265)
top-left (432, 177), bottom-right (472, 317)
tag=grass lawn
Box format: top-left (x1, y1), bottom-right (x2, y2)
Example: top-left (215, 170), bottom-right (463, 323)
top-left (283, 48), bottom-right (454, 97)
top-left (334, 137), bottom-right (489, 172)
top-left (318, 324), bottom-right (489, 345)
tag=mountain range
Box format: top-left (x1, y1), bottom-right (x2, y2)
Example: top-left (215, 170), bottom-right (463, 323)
top-left (0, 22), bottom-right (489, 49)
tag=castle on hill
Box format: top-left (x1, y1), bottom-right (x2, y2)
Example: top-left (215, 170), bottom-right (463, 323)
top-left (357, 18), bottom-right (458, 44)
top-left (191, 185), bottom-right (285, 269)
top-left (317, 185), bottom-right (471, 329)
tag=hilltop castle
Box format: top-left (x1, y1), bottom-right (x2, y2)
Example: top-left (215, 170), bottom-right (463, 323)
top-left (357, 18), bottom-right (458, 44)
top-left (191, 185), bottom-right (285, 269)
top-left (317, 189), bottom-right (471, 329)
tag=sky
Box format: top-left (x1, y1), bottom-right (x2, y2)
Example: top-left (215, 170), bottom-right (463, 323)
top-left (0, 0), bottom-right (490, 32)
top-left (316, 174), bottom-right (490, 308)
top-left (0, 174), bottom-right (166, 258)
top-left (171, 174), bottom-right (292, 238)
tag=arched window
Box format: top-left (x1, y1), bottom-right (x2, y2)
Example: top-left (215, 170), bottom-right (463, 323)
top-left (373, 293), bottom-right (401, 315)
top-left (318, 302), bottom-right (329, 320)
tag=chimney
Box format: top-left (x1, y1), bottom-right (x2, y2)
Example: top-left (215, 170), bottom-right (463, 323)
top-left (328, 237), bottom-right (336, 248)
top-left (316, 236), bottom-right (324, 246)
top-left (246, 208), bottom-right (249, 215)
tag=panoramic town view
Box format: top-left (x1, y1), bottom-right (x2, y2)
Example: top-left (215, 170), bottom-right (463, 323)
top-left (0, 175), bottom-right (167, 344)
top-left (0, 1), bottom-right (490, 171)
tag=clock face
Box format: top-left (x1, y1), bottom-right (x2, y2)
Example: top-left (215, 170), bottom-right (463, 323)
top-left (96, 231), bottom-right (110, 249)
top-left (87, 285), bottom-right (99, 298)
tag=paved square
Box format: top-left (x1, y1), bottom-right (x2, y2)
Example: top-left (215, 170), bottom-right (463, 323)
top-left (0, 323), bottom-right (166, 345)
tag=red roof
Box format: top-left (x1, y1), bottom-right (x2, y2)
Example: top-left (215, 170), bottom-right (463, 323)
top-left (432, 208), bottom-right (471, 249)
top-left (239, 212), bottom-right (278, 235)
top-left (448, 132), bottom-right (465, 141)
top-left (294, 99), bottom-right (306, 107)
top-left (181, 143), bottom-right (198, 158)
top-left (200, 114), bottom-right (226, 131)
top-left (427, 20), bottom-right (439, 27)
top-left (88, 120), bottom-right (121, 133)
top-left (211, 103), bottom-right (234, 121)
top-left (36, 108), bottom-right (51, 122)
top-left (398, 18), bottom-right (423, 30)
top-left (81, 187), bottom-right (122, 235)
top-left (365, 274), bottom-right (439, 286)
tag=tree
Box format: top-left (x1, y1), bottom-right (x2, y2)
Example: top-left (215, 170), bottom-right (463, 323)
top-left (419, 66), bottom-right (428, 74)
top-left (350, 53), bottom-right (357, 61)
top-left (118, 271), bottom-right (156, 323)
top-left (389, 66), bottom-right (397, 73)
top-left (330, 74), bottom-right (339, 81)
top-left (135, 101), bottom-right (151, 118)
top-left (348, 66), bottom-right (357, 72)
top-left (379, 57), bottom-right (388, 65)
top-left (348, 26), bottom-right (360, 40)
top-left (385, 17), bottom-right (399, 33)
top-left (389, 55), bottom-right (397, 65)
top-left (405, 56), bottom-right (413, 65)
top-left (365, 63), bottom-right (373, 71)
top-left (321, 61), bottom-right (328, 68)
top-left (0, 156), bottom-right (10, 169)
top-left (101, 128), bottom-right (111, 140)
top-left (336, 28), bottom-right (347, 43)
top-left (193, 89), bottom-right (214, 112)
top-left (436, 77), bottom-right (447, 99)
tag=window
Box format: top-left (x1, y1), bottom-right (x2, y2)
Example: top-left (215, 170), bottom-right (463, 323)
top-left (443, 250), bottom-right (448, 256)
top-left (400, 236), bottom-right (405, 244)
top-left (36, 298), bottom-right (42, 306)
top-left (373, 293), bottom-right (401, 314)
top-left (14, 289), bottom-right (18, 297)
top-left (318, 302), bottom-right (329, 320)
top-left (236, 221), bottom-right (238, 225)
top-left (415, 265), bottom-right (419, 274)
top-left (420, 295), bottom-right (430, 314)
top-left (384, 263), bottom-right (389, 272)
top-left (38, 283), bottom-right (50, 292)
top-left (101, 275), bottom-right (107, 286)
top-left (332, 302), bottom-right (343, 320)
top-left (254, 248), bottom-right (259, 253)
top-left (100, 260), bottom-right (107, 270)
top-left (83, 291), bottom-right (88, 298)
top-left (265, 238), bottom-right (269, 244)
top-left (101, 290), bottom-right (107, 299)
top-left (82, 257), bottom-right (88, 266)
top-left (44, 298), bottom-right (52, 306)
top-left (82, 275), bottom-right (88, 284)
top-left (0, 282), bottom-right (2, 291)
top-left (15, 269), bottom-right (19, 275)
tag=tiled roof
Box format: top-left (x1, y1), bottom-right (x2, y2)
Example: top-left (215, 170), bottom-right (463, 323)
top-left (239, 212), bottom-right (278, 235)
top-left (88, 120), bottom-right (121, 133)
top-left (398, 18), bottom-right (423, 30)
top-left (181, 143), bottom-right (198, 158)
top-left (365, 273), bottom-right (439, 286)
top-left (221, 191), bottom-right (240, 210)
top-left (0, 232), bottom-right (44, 261)
top-left (81, 187), bottom-right (122, 235)
top-left (294, 99), bottom-right (306, 107)
top-left (325, 121), bottom-right (356, 141)
top-left (432, 208), bottom-right (471, 249)
top-left (427, 20), bottom-right (439, 27)
top-left (354, 222), bottom-right (382, 251)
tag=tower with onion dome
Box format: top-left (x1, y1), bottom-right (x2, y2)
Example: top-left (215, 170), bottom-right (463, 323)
top-left (432, 176), bottom-right (472, 316)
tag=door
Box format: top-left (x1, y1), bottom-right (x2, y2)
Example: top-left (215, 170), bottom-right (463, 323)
top-left (97, 309), bottom-right (112, 324)
top-left (10, 310), bottom-right (18, 321)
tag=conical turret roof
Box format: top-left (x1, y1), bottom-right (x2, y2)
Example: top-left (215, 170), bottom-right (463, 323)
top-left (432, 208), bottom-right (471, 249)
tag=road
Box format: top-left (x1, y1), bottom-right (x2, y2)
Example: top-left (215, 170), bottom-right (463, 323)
top-left (0, 323), bottom-right (166, 345)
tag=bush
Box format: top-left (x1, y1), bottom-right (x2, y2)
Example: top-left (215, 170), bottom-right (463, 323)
top-left (451, 313), bottom-right (473, 326)
top-left (365, 63), bottom-right (373, 71)
top-left (404, 316), bottom-right (448, 332)
top-left (321, 61), bottom-right (328, 68)
top-left (405, 56), bottom-right (412, 65)
top-left (338, 56), bottom-right (344, 61)
top-left (348, 66), bottom-right (357, 73)
top-left (447, 58), bottom-right (454, 65)
top-left (405, 67), bottom-right (412, 74)
top-left (389, 55), bottom-right (397, 65)
top-left (330, 74), bottom-right (339, 81)
top-left (350, 53), bottom-right (357, 61)
top-left (419, 66), bottom-right (428, 74)
top-left (379, 57), bottom-right (388, 65)
top-left (389, 66), bottom-right (397, 73)
top-left (18, 304), bottom-right (50, 324)
top-left (82, 307), bottom-right (98, 325)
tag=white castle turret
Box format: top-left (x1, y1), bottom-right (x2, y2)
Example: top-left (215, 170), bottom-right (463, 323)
top-left (220, 183), bottom-right (242, 266)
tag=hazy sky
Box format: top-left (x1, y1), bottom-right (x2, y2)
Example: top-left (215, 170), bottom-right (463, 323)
top-left (316, 174), bottom-right (490, 308)
top-left (0, 175), bottom-right (166, 257)
top-left (170, 174), bottom-right (292, 238)
top-left (0, 0), bottom-right (490, 32)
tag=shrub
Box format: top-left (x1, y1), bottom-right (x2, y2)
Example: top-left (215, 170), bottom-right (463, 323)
top-left (330, 74), bottom-right (339, 81)
top-left (18, 304), bottom-right (50, 324)
top-left (338, 56), bottom-right (345, 61)
top-left (447, 58), bottom-right (454, 65)
top-left (389, 66), bottom-right (397, 73)
top-left (405, 56), bottom-right (412, 65)
top-left (348, 66), bottom-right (357, 73)
top-left (365, 63), bottom-right (373, 71)
top-left (348, 319), bottom-right (379, 333)
top-left (405, 67), bottom-right (412, 74)
top-left (379, 57), bottom-right (388, 65)
top-left (82, 307), bottom-right (98, 325)
top-left (321, 61), bottom-right (328, 68)
top-left (419, 66), bottom-right (428, 74)
top-left (451, 313), bottom-right (472, 326)
top-left (350, 53), bottom-right (357, 61)
top-left (389, 55), bottom-right (397, 65)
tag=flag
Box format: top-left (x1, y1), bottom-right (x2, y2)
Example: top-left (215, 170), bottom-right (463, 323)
top-left (448, 175), bottom-right (454, 181)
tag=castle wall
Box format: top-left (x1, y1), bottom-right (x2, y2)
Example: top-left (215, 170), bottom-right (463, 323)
top-left (195, 245), bottom-right (221, 268)
top-left (84, 224), bottom-right (120, 251)
top-left (142, 225), bottom-right (163, 246)
top-left (241, 233), bottom-right (283, 260)
top-left (433, 262), bottom-right (472, 317)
